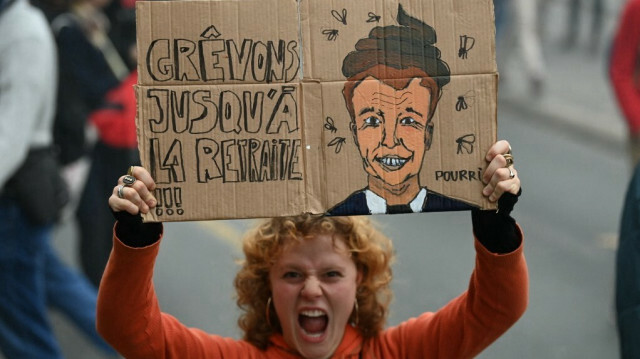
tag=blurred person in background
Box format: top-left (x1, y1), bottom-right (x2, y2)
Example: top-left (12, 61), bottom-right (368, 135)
top-left (0, 0), bottom-right (115, 357)
top-left (494, 0), bottom-right (546, 98)
top-left (51, 0), bottom-right (126, 168)
top-left (51, 0), bottom-right (137, 288)
top-left (617, 162), bottom-right (640, 359)
top-left (609, 0), bottom-right (640, 166)
top-left (564, 0), bottom-right (604, 53)
top-left (610, 1), bottom-right (640, 357)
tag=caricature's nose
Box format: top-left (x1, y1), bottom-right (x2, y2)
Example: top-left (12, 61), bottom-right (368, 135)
top-left (381, 121), bottom-right (399, 148)
top-left (301, 277), bottom-right (322, 298)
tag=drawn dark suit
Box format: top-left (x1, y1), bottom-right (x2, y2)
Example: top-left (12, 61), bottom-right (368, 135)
top-left (327, 188), bottom-right (473, 216)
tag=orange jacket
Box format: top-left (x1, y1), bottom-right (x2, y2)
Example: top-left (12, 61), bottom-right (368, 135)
top-left (97, 225), bottom-right (528, 359)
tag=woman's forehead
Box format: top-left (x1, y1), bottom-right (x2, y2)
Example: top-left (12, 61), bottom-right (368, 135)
top-left (273, 235), bottom-right (355, 273)
top-left (280, 233), bottom-right (351, 255)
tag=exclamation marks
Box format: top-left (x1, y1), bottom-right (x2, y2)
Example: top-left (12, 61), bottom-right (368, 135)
top-left (154, 187), bottom-right (184, 217)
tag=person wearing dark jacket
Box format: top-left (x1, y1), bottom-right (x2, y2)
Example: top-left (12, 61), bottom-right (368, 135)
top-left (0, 0), bottom-right (114, 357)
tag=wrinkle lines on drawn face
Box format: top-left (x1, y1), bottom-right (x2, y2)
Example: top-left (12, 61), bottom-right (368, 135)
top-left (371, 91), bottom-right (413, 107)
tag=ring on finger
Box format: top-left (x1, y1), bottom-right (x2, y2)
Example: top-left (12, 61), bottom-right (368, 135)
top-left (503, 153), bottom-right (514, 168)
top-left (508, 167), bottom-right (515, 179)
top-left (117, 184), bottom-right (126, 199)
top-left (123, 175), bottom-right (136, 187)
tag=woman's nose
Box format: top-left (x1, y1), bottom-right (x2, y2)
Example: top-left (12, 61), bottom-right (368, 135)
top-left (301, 277), bottom-right (322, 298)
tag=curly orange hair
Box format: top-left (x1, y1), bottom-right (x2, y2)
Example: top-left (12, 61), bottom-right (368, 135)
top-left (234, 214), bottom-right (395, 349)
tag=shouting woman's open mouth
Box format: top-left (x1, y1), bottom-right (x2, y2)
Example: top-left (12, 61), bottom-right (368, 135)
top-left (298, 309), bottom-right (328, 341)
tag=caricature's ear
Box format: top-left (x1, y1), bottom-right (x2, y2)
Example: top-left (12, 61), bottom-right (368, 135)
top-left (350, 121), bottom-right (359, 147)
top-left (425, 122), bottom-right (434, 150)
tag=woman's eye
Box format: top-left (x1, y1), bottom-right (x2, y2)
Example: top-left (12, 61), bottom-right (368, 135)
top-left (325, 271), bottom-right (342, 278)
top-left (400, 116), bottom-right (416, 125)
top-left (283, 272), bottom-right (301, 279)
top-left (364, 116), bottom-right (381, 127)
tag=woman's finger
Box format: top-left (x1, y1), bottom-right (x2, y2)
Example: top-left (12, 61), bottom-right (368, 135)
top-left (109, 186), bottom-right (145, 214)
top-left (485, 140), bottom-right (511, 162)
top-left (483, 167), bottom-right (520, 202)
top-left (119, 166), bottom-right (157, 209)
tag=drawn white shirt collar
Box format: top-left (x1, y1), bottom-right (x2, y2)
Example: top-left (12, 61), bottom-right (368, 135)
top-left (364, 188), bottom-right (428, 214)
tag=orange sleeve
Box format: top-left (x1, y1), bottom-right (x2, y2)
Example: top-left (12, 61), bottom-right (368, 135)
top-left (96, 224), bottom-right (259, 359)
top-left (379, 227), bottom-right (528, 359)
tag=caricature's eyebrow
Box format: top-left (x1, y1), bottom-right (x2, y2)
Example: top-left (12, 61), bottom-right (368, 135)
top-left (405, 107), bottom-right (424, 117)
top-left (358, 107), bottom-right (376, 116)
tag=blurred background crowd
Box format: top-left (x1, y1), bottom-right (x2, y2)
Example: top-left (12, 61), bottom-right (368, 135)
top-left (1, 0), bottom-right (640, 357)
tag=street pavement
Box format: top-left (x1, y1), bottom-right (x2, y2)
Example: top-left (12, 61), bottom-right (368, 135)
top-left (19, 1), bottom-right (631, 359)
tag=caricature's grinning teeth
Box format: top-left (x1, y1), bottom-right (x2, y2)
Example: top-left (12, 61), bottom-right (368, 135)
top-left (376, 156), bottom-right (408, 170)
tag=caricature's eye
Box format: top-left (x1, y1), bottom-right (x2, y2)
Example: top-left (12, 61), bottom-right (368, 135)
top-left (400, 117), bottom-right (417, 125)
top-left (363, 116), bottom-right (381, 127)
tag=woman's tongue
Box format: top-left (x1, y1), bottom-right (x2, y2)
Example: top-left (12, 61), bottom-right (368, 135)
top-left (299, 314), bottom-right (328, 335)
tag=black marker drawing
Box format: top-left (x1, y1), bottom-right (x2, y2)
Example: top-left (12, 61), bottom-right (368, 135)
top-left (456, 134), bottom-right (476, 154)
top-left (324, 117), bottom-right (337, 133)
top-left (458, 35), bottom-right (475, 59)
top-left (367, 12), bottom-right (381, 23)
top-left (456, 96), bottom-right (468, 111)
top-left (145, 86), bottom-right (298, 136)
top-left (201, 25), bottom-right (221, 39)
top-left (455, 90), bottom-right (476, 111)
top-left (328, 4), bottom-right (473, 216)
top-left (145, 31), bottom-right (300, 83)
top-left (331, 8), bottom-right (347, 25)
top-left (322, 29), bottom-right (339, 41)
top-left (328, 137), bottom-right (346, 153)
top-left (149, 138), bottom-right (186, 184)
top-left (146, 84), bottom-right (302, 185)
top-left (154, 187), bottom-right (184, 217)
top-left (435, 168), bottom-right (483, 182)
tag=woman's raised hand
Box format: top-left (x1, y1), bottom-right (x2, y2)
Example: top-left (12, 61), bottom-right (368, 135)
top-left (481, 140), bottom-right (520, 203)
top-left (109, 166), bottom-right (157, 215)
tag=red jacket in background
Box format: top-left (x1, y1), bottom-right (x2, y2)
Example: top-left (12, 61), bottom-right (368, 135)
top-left (609, 0), bottom-right (640, 135)
top-left (90, 70), bottom-right (138, 148)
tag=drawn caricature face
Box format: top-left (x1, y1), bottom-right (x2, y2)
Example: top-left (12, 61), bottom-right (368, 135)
top-left (269, 234), bottom-right (359, 359)
top-left (351, 76), bottom-right (432, 186)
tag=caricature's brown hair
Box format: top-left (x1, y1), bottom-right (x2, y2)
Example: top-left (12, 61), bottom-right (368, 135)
top-left (342, 4), bottom-right (450, 122)
top-left (234, 214), bottom-right (395, 349)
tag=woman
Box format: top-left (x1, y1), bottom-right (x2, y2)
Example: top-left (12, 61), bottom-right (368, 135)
top-left (97, 140), bottom-right (527, 358)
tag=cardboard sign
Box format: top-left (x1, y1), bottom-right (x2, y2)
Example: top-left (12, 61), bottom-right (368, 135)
top-left (135, 0), bottom-right (498, 222)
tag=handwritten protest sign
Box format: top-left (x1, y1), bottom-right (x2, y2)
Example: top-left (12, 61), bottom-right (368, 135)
top-left (135, 0), bottom-right (498, 221)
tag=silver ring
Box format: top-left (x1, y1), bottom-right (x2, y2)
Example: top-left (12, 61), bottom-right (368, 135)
top-left (117, 184), bottom-right (126, 199)
top-left (508, 167), bottom-right (515, 179)
top-left (123, 175), bottom-right (136, 186)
